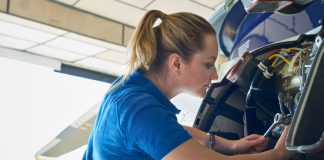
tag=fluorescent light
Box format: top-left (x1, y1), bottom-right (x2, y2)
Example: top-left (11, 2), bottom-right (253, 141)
top-left (75, 57), bottom-right (126, 76)
top-left (146, 0), bottom-right (213, 20)
top-left (118, 0), bottom-right (153, 8)
top-left (0, 34), bottom-right (36, 50)
top-left (191, 0), bottom-right (223, 8)
top-left (0, 20), bottom-right (58, 43)
top-left (94, 49), bottom-right (127, 64)
top-left (65, 33), bottom-right (126, 52)
top-left (28, 45), bottom-right (85, 62)
top-left (54, 0), bottom-right (79, 5)
top-left (46, 37), bottom-right (107, 56)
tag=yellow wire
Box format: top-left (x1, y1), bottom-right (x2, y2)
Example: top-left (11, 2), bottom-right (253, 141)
top-left (268, 54), bottom-right (291, 64)
top-left (271, 57), bottom-right (279, 67)
top-left (268, 48), bottom-right (301, 67)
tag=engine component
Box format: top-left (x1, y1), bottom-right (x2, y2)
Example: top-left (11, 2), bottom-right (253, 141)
top-left (286, 38), bottom-right (324, 155)
top-left (241, 0), bottom-right (293, 12)
top-left (242, 35), bottom-right (316, 137)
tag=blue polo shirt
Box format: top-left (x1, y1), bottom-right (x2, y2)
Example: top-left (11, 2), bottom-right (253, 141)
top-left (83, 69), bottom-right (192, 160)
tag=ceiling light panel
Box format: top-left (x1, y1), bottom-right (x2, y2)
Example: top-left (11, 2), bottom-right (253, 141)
top-left (118, 0), bottom-right (153, 8)
top-left (214, 0), bottom-right (224, 9)
top-left (0, 20), bottom-right (59, 43)
top-left (65, 33), bottom-right (126, 52)
top-left (0, 13), bottom-right (67, 35)
top-left (94, 50), bottom-right (127, 64)
top-left (0, 34), bottom-right (36, 50)
top-left (54, 0), bottom-right (79, 5)
top-left (75, 57), bottom-right (126, 76)
top-left (192, 0), bottom-right (224, 8)
top-left (28, 45), bottom-right (85, 62)
top-left (146, 0), bottom-right (214, 20)
top-left (75, 0), bottom-right (146, 27)
top-left (46, 37), bottom-right (107, 56)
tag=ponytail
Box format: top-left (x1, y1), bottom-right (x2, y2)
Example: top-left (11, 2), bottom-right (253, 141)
top-left (129, 10), bottom-right (166, 72)
top-left (107, 10), bottom-right (166, 93)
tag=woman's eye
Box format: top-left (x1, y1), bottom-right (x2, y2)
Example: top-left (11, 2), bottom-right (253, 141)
top-left (205, 64), bottom-right (214, 69)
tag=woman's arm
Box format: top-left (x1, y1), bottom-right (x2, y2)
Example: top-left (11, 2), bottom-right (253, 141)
top-left (163, 126), bottom-right (293, 160)
top-left (182, 125), bottom-right (267, 155)
top-left (182, 125), bottom-right (235, 154)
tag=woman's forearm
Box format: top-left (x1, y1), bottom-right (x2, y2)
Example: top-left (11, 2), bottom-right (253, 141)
top-left (182, 125), bottom-right (235, 154)
top-left (182, 125), bottom-right (209, 146)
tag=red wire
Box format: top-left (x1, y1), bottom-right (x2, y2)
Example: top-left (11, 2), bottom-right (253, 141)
top-left (267, 48), bottom-right (281, 59)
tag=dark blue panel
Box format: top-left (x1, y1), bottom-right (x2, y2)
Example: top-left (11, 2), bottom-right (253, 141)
top-left (218, 1), bottom-right (247, 57)
top-left (230, 0), bottom-right (324, 59)
top-left (216, 0), bottom-right (324, 59)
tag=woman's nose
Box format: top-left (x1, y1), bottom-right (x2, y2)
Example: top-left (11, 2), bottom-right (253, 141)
top-left (210, 70), bottom-right (218, 81)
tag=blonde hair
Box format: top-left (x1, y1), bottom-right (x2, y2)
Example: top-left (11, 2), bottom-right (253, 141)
top-left (108, 10), bottom-right (216, 92)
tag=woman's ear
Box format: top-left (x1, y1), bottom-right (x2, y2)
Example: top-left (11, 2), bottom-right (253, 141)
top-left (168, 53), bottom-right (182, 74)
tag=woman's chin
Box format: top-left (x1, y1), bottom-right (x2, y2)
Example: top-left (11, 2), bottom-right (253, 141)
top-left (183, 88), bottom-right (208, 98)
top-left (184, 90), bottom-right (205, 98)
top-left (197, 90), bottom-right (208, 98)
top-left (201, 91), bottom-right (208, 98)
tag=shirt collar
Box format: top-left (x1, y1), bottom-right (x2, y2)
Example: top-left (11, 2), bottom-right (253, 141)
top-left (126, 69), bottom-right (181, 114)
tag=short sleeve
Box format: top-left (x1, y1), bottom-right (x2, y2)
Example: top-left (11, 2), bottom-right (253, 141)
top-left (125, 103), bottom-right (192, 160)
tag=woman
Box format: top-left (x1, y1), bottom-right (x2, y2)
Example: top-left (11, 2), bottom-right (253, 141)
top-left (83, 10), bottom-right (293, 160)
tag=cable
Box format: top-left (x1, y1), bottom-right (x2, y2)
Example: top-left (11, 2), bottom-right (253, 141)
top-left (268, 54), bottom-right (291, 64)
top-left (288, 49), bottom-right (303, 72)
top-left (271, 57), bottom-right (280, 67)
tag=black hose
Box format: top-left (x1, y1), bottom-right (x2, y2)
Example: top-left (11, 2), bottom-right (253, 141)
top-left (244, 68), bottom-right (267, 135)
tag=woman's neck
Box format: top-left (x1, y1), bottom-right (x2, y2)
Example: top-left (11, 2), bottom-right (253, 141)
top-left (143, 70), bottom-right (179, 99)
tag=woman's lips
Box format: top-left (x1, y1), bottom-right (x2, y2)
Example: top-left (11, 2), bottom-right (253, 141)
top-left (204, 84), bottom-right (211, 91)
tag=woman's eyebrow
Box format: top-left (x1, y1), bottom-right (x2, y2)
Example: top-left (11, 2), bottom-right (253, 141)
top-left (207, 56), bottom-right (216, 61)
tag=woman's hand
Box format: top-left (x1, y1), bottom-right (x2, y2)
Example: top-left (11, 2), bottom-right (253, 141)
top-left (231, 134), bottom-right (268, 154)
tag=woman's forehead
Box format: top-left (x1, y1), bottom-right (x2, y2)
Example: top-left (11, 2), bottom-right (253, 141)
top-left (201, 35), bottom-right (218, 59)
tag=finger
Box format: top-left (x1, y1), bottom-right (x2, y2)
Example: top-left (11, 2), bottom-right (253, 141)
top-left (251, 139), bottom-right (268, 153)
top-left (251, 136), bottom-right (269, 152)
top-left (258, 137), bottom-right (268, 146)
top-left (246, 134), bottom-right (262, 140)
top-left (254, 143), bottom-right (267, 152)
top-left (248, 136), bottom-right (266, 147)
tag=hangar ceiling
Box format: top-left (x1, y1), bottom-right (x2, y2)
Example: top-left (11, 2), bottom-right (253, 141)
top-left (0, 0), bottom-right (223, 77)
